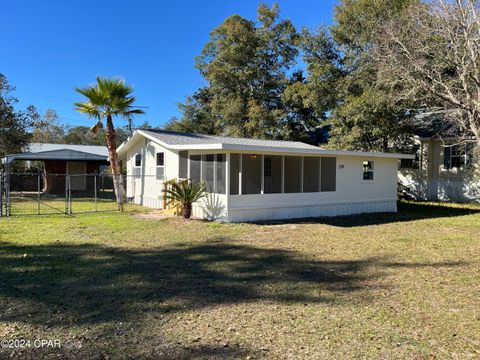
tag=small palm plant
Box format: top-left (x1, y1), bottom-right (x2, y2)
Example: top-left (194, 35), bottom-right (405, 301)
top-left (162, 180), bottom-right (207, 219)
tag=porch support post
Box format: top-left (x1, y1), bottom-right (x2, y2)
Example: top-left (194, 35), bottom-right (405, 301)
top-left (281, 156), bottom-right (285, 193)
top-left (260, 154), bottom-right (264, 195)
top-left (239, 154), bottom-right (243, 195)
top-left (300, 156), bottom-right (304, 193)
top-left (225, 153), bottom-right (230, 215)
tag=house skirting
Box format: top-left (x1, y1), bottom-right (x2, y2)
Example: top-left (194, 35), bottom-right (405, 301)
top-left (200, 199), bottom-right (397, 223)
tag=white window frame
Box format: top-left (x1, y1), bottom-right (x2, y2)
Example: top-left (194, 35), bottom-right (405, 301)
top-left (134, 153), bottom-right (142, 167)
top-left (156, 152), bottom-right (165, 181)
top-left (362, 160), bottom-right (374, 181)
top-left (444, 144), bottom-right (471, 170)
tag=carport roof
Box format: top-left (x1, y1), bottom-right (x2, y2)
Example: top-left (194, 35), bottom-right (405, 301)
top-left (1, 143), bottom-right (109, 165)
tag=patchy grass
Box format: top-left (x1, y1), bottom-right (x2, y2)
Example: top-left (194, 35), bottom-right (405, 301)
top-left (0, 201), bottom-right (479, 359)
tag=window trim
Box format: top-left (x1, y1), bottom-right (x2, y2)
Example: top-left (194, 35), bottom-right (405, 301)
top-left (362, 160), bottom-right (374, 181)
top-left (156, 152), bottom-right (165, 181)
top-left (443, 143), bottom-right (472, 170)
top-left (134, 153), bottom-right (142, 167)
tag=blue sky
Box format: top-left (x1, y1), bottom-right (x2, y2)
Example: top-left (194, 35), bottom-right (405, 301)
top-left (2, 0), bottom-right (338, 129)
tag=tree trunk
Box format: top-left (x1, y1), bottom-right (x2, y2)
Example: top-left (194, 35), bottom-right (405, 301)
top-left (105, 115), bottom-right (125, 208)
top-left (182, 203), bottom-right (192, 219)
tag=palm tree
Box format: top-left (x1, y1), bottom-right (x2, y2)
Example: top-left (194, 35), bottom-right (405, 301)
top-left (162, 180), bottom-right (207, 219)
top-left (74, 77), bottom-right (144, 206)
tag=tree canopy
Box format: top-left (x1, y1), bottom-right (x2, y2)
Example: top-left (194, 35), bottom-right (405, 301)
top-left (0, 73), bottom-right (39, 159)
top-left (167, 1), bottom-right (419, 150)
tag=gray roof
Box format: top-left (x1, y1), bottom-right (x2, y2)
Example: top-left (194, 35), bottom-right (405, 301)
top-left (117, 129), bottom-right (414, 159)
top-left (28, 143), bottom-right (108, 157)
top-left (140, 129), bottom-right (319, 150)
top-left (1, 143), bottom-right (109, 165)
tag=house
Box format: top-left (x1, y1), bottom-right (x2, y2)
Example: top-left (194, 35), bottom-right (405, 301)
top-left (399, 137), bottom-right (478, 202)
top-left (117, 129), bottom-right (413, 222)
top-left (1, 143), bottom-right (109, 192)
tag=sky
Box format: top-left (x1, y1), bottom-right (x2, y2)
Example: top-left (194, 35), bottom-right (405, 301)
top-left (2, 0), bottom-right (338, 129)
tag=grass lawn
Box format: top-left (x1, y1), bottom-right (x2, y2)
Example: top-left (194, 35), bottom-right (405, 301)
top-left (0, 201), bottom-right (479, 359)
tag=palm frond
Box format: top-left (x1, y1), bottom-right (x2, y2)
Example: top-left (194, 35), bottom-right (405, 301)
top-left (162, 180), bottom-right (207, 206)
top-left (74, 77), bottom-right (144, 122)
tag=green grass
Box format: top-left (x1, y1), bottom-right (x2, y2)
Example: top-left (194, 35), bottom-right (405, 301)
top-left (7, 195), bottom-right (119, 215)
top-left (0, 201), bottom-right (479, 359)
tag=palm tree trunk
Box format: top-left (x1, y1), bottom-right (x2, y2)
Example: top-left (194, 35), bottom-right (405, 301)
top-left (105, 115), bottom-right (125, 208)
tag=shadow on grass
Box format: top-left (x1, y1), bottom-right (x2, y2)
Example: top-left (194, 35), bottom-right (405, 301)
top-left (0, 238), bottom-right (467, 328)
top-left (251, 201), bottom-right (480, 227)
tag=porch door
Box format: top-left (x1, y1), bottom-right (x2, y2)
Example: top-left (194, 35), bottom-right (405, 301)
top-left (67, 162), bottom-right (86, 190)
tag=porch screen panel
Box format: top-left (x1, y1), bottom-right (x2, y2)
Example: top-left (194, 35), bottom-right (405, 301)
top-left (216, 154), bottom-right (226, 194)
top-left (284, 156), bottom-right (302, 193)
top-left (264, 155), bottom-right (282, 193)
top-left (230, 154), bottom-right (240, 195)
top-left (321, 157), bottom-right (336, 192)
top-left (189, 155), bottom-right (201, 183)
top-left (242, 154), bottom-right (261, 194)
top-left (303, 157), bottom-right (320, 192)
top-left (202, 155), bottom-right (215, 192)
top-left (179, 151), bottom-right (188, 179)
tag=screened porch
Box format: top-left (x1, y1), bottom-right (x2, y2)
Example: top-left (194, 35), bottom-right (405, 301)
top-left (188, 153), bottom-right (337, 195)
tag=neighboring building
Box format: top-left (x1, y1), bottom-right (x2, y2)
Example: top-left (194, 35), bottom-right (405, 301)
top-left (117, 129), bottom-right (413, 222)
top-left (1, 143), bottom-right (109, 192)
top-left (398, 112), bottom-right (479, 202)
top-left (399, 137), bottom-right (478, 202)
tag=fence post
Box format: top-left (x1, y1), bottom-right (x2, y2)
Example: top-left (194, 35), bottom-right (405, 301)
top-left (0, 171), bottom-right (3, 218)
top-left (37, 172), bottom-right (41, 215)
top-left (94, 174), bottom-right (98, 212)
top-left (64, 175), bottom-right (68, 214)
top-left (5, 171), bottom-right (10, 216)
top-left (68, 175), bottom-right (72, 214)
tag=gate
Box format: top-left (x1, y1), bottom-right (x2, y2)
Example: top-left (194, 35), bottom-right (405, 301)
top-left (0, 172), bottom-right (122, 217)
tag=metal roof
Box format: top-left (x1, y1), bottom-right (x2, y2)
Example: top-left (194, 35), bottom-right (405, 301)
top-left (140, 129), bottom-right (319, 150)
top-left (28, 143), bottom-right (108, 157)
top-left (1, 143), bottom-right (109, 165)
top-left (118, 129), bottom-right (414, 159)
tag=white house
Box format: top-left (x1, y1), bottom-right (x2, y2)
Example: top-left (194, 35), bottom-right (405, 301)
top-left (397, 111), bottom-right (479, 202)
top-left (117, 129), bottom-right (414, 222)
top-left (399, 136), bottom-right (479, 202)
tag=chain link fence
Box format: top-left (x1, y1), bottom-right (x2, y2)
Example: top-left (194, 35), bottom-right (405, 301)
top-left (0, 172), bottom-right (124, 216)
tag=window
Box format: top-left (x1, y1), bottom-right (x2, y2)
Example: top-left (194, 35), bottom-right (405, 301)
top-left (134, 154), bottom-right (141, 167)
top-left (363, 161), bottom-right (374, 180)
top-left (190, 155), bottom-right (201, 183)
top-left (230, 154), bottom-right (240, 195)
top-left (156, 152), bottom-right (164, 166)
top-left (443, 143), bottom-right (474, 169)
top-left (284, 156), bottom-right (302, 193)
top-left (321, 157), bottom-right (336, 191)
top-left (216, 154), bottom-right (226, 194)
top-left (179, 151), bottom-right (188, 179)
top-left (303, 157), bottom-right (320, 192)
top-left (202, 154), bottom-right (215, 192)
top-left (242, 154), bottom-right (262, 194)
top-left (189, 154), bottom-right (226, 194)
top-left (156, 152), bottom-right (164, 180)
top-left (264, 157), bottom-right (272, 177)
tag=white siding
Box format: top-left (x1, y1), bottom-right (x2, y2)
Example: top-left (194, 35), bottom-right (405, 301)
top-left (399, 139), bottom-right (480, 202)
top-left (122, 137), bottom-right (401, 221)
top-left (124, 137), bottom-right (180, 208)
top-left (227, 155), bottom-right (398, 222)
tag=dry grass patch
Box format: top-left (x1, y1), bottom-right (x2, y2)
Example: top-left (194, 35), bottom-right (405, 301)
top-left (0, 201), bottom-right (479, 359)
